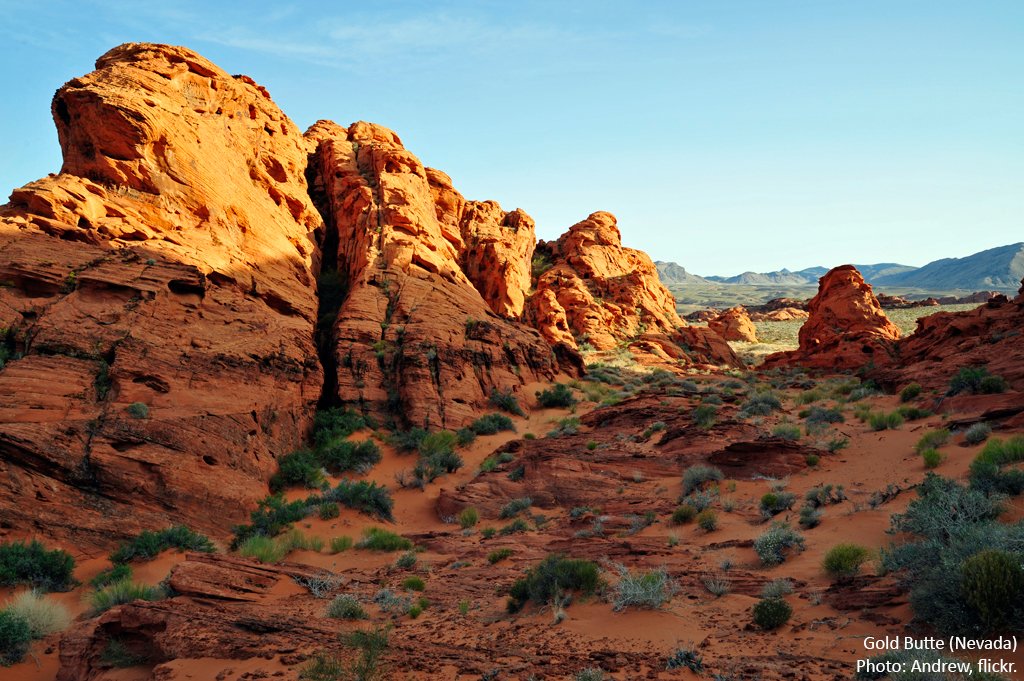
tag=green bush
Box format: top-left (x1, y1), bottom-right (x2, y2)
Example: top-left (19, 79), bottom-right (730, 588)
top-left (949, 366), bottom-right (1008, 395)
top-left (126, 402), bottom-right (149, 419)
top-left (536, 384), bottom-right (578, 408)
top-left (401, 576), bottom-right (425, 591)
top-left (914, 429), bottom-right (950, 454)
top-left (319, 439), bottom-right (381, 475)
top-left (507, 554), bottom-right (600, 613)
top-left (692, 404), bottom-right (717, 429)
top-left (899, 383), bottom-right (922, 402)
top-left (269, 449), bottom-right (324, 492)
top-left (753, 523), bottom-right (805, 566)
top-left (238, 535), bottom-right (287, 563)
top-left (696, 509), bottom-right (718, 532)
top-left (0, 540), bottom-right (75, 591)
top-left (760, 492), bottom-right (796, 518)
top-left (739, 391), bottom-right (782, 417)
top-left (323, 479), bottom-right (394, 521)
top-left (798, 505), bottom-right (822, 528)
top-left (960, 550), bottom-right (1023, 632)
top-left (499, 518), bottom-right (530, 535)
top-left (89, 580), bottom-right (164, 615)
top-left (670, 504), bottom-right (697, 525)
top-left (389, 427), bottom-right (427, 452)
top-left (469, 413), bottom-right (516, 435)
top-left (499, 497), bottom-right (533, 519)
top-left (964, 422), bottom-right (992, 445)
top-left (326, 594), bottom-right (366, 620)
top-left (455, 427), bottom-right (476, 447)
top-left (356, 527), bottom-right (412, 552)
top-left (574, 669), bottom-right (606, 681)
top-left (761, 578), bottom-right (794, 599)
top-left (318, 502), bottom-right (340, 520)
top-left (772, 424), bottom-right (801, 441)
top-left (487, 548), bottom-right (514, 564)
top-left (312, 408), bottom-right (368, 446)
top-left (823, 543), bottom-right (871, 581)
top-left (329, 536), bottom-right (353, 553)
top-left (803, 406), bottom-right (844, 425)
top-left (920, 448), bottom-right (943, 469)
top-left (869, 411), bottom-right (904, 431)
top-left (682, 464), bottom-right (723, 495)
top-left (897, 405), bottom-right (933, 421)
top-left (489, 388), bottom-right (524, 416)
top-left (394, 552), bottom-right (417, 569)
top-left (110, 526), bottom-right (215, 563)
top-left (419, 430), bottom-right (458, 458)
top-left (968, 436), bottom-right (1024, 496)
top-left (458, 507), bottom-right (479, 529)
top-left (0, 610), bottom-right (31, 666)
top-left (752, 597), bottom-right (791, 630)
top-left (231, 494), bottom-right (311, 546)
top-left (665, 647), bottom-right (703, 672)
top-left (91, 564), bottom-right (132, 589)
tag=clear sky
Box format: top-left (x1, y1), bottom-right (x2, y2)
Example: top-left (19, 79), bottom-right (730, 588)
top-left (0, 1), bottom-right (1021, 275)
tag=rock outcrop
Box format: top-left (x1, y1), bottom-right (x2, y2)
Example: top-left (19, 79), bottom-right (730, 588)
top-left (0, 43), bottom-right (323, 546)
top-left (763, 265), bottom-right (901, 370)
top-left (305, 121), bottom-right (569, 429)
top-left (708, 306), bottom-right (758, 342)
top-left (869, 281), bottom-right (1024, 393)
top-left (748, 307), bottom-right (808, 322)
top-left (526, 212), bottom-right (683, 351)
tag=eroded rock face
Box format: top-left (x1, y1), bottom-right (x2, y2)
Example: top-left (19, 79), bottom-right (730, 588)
top-left (763, 265), bottom-right (900, 370)
top-left (0, 43), bottom-right (322, 546)
top-left (869, 282), bottom-right (1024, 393)
top-left (708, 306), bottom-right (757, 342)
top-left (306, 121), bottom-right (568, 429)
top-left (526, 212), bottom-right (683, 351)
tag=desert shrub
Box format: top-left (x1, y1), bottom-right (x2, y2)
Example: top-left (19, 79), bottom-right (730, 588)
top-left (692, 404), bottom-right (717, 429)
top-left (702, 573), bottom-right (730, 597)
top-left (899, 383), bottom-right (922, 402)
top-left (670, 504), bottom-right (697, 525)
top-left (897, 405), bottom-right (932, 421)
top-left (455, 427), bottom-right (476, 447)
top-left (312, 408), bottom-right (367, 445)
top-left (480, 528), bottom-right (496, 539)
top-left (665, 647), bottom-right (703, 672)
top-left (914, 429), bottom-right (950, 454)
top-left (507, 554), bottom-right (600, 613)
top-left (921, 448), bottom-right (943, 469)
top-left (826, 437), bottom-right (850, 453)
top-left (536, 383), bottom-right (578, 408)
top-left (499, 518), bottom-right (530, 535)
top-left (487, 548), bottom-right (514, 564)
top-left (682, 464), bottom-right (723, 495)
top-left (0, 540), bottom-right (75, 592)
top-left (499, 497), bottom-right (533, 519)
top-left (238, 535), bottom-right (287, 563)
top-left (469, 413), bottom-right (516, 436)
top-left (301, 625), bottom-right (390, 681)
top-left (969, 436), bottom-right (1024, 496)
top-left (489, 388), bottom-right (524, 416)
top-left (401, 576), bottom-right (425, 592)
top-left (738, 391), bottom-right (782, 417)
top-left (798, 505), bottom-right (822, 528)
top-left (805, 453), bottom-right (820, 467)
top-left (329, 536), bottom-right (353, 553)
top-left (356, 527), bottom-right (412, 552)
top-left (394, 552), bottom-right (417, 569)
top-left (126, 402), bottom-right (149, 419)
top-left (760, 491), bottom-right (796, 518)
top-left (804, 484), bottom-right (846, 508)
top-left (389, 427), bottom-right (427, 452)
top-left (3, 590), bottom-right (70, 638)
top-left (91, 564), bottom-right (132, 589)
top-left (269, 449), bottom-right (324, 492)
top-left (231, 494), bottom-right (311, 546)
top-left (318, 502), bottom-right (340, 520)
top-left (574, 669), bottom-right (606, 681)
top-left (965, 422), bottom-right (992, 445)
top-left (752, 597), bottom-right (791, 630)
top-left (610, 565), bottom-right (675, 611)
top-left (89, 580), bottom-right (164, 615)
top-left (0, 610), bottom-right (31, 666)
top-left (760, 579), bottom-right (794, 599)
top-left (323, 479), bottom-right (394, 521)
top-left (326, 594), bottom-right (366, 620)
top-left (959, 549), bottom-right (1024, 632)
top-left (803, 406), bottom-right (845, 425)
top-left (319, 439), bottom-right (381, 475)
top-left (418, 430), bottom-right (457, 459)
top-left (696, 509), bottom-right (718, 532)
top-left (949, 366), bottom-right (1008, 396)
top-left (772, 424), bottom-right (801, 441)
top-left (458, 507), bottom-right (479, 529)
top-left (753, 523), bottom-right (805, 566)
top-left (110, 526), bottom-right (214, 563)
top-left (373, 588), bottom-right (411, 614)
top-left (823, 544), bottom-right (871, 581)
top-left (869, 411), bottom-right (904, 431)
top-left (547, 416), bottom-right (581, 437)
top-left (682, 488), bottom-right (718, 512)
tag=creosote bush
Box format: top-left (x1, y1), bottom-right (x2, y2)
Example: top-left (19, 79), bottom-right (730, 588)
top-left (752, 597), bottom-right (792, 630)
top-left (822, 543), bottom-right (871, 581)
top-left (670, 504), bottom-right (697, 525)
top-left (458, 507), bottom-right (478, 529)
top-left (696, 509), bottom-right (718, 532)
top-left (506, 554), bottom-right (600, 613)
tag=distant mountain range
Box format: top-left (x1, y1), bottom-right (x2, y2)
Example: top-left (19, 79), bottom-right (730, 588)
top-left (656, 242), bottom-right (1024, 292)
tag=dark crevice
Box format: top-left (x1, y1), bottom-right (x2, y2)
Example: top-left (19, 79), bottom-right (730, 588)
top-left (306, 147), bottom-right (345, 411)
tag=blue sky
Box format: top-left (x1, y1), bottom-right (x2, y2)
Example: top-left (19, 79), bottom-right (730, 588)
top-left (0, 1), bottom-right (1021, 275)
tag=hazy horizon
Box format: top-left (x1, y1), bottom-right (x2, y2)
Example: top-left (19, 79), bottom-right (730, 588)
top-left (0, 0), bottom-right (1021, 274)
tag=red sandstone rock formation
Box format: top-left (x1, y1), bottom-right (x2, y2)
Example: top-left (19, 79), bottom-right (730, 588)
top-left (869, 281), bottom-right (1024, 393)
top-left (0, 43), bottom-right (324, 546)
top-left (305, 120), bottom-right (570, 429)
top-left (763, 265), bottom-right (901, 370)
top-left (748, 307), bottom-right (809, 322)
top-left (708, 306), bottom-right (758, 342)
